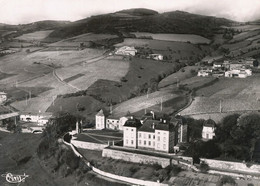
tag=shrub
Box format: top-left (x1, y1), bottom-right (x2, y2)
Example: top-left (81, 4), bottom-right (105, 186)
top-left (199, 162), bottom-right (209, 173)
top-left (218, 175), bottom-right (236, 186)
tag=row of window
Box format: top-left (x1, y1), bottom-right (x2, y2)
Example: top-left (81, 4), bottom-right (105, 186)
top-left (125, 139), bottom-right (134, 145)
top-left (139, 140), bottom-right (167, 150)
top-left (125, 128), bottom-right (134, 132)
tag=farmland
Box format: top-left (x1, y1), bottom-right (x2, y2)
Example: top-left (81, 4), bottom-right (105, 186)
top-left (179, 75), bottom-right (260, 121)
top-left (15, 30), bottom-right (53, 41)
top-left (131, 32), bottom-right (211, 44)
top-left (115, 38), bottom-right (211, 62)
top-left (48, 33), bottom-right (119, 47)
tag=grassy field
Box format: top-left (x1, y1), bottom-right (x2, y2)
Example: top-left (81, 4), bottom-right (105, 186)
top-left (131, 32), bottom-right (210, 44)
top-left (56, 56), bottom-right (129, 90)
top-left (86, 57), bottom-right (174, 104)
top-left (47, 95), bottom-right (104, 119)
top-left (15, 30), bottom-right (53, 41)
top-left (48, 33), bottom-right (118, 47)
top-left (158, 66), bottom-right (198, 88)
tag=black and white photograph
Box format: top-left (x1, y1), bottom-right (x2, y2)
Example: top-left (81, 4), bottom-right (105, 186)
top-left (0, 0), bottom-right (260, 185)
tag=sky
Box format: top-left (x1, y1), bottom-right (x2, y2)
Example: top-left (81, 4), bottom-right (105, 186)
top-left (0, 0), bottom-right (260, 25)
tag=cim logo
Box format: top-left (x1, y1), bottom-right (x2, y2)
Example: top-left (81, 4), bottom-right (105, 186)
top-left (1, 173), bottom-right (29, 184)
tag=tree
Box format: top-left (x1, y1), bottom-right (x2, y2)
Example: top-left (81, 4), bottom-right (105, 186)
top-left (199, 162), bottom-right (209, 173)
top-left (218, 175), bottom-right (236, 186)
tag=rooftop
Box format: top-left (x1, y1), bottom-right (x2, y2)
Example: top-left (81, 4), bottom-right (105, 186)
top-left (139, 120), bottom-right (161, 132)
top-left (124, 118), bottom-right (142, 128)
top-left (203, 119), bottom-right (216, 127)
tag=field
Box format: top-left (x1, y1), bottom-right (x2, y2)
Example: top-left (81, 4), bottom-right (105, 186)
top-left (86, 57), bottom-right (174, 104)
top-left (131, 32), bottom-right (211, 44)
top-left (15, 30), bottom-right (53, 41)
top-left (55, 56), bottom-right (129, 90)
top-left (47, 95), bottom-right (104, 119)
top-left (158, 66), bottom-right (198, 88)
top-left (115, 38), bottom-right (211, 62)
top-left (179, 75), bottom-right (260, 120)
top-left (112, 89), bottom-right (180, 117)
top-left (48, 33), bottom-right (118, 47)
top-left (229, 29), bottom-right (260, 43)
top-left (223, 24), bottom-right (260, 31)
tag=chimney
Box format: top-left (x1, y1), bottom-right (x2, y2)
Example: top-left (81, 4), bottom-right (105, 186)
top-left (150, 111), bottom-right (155, 119)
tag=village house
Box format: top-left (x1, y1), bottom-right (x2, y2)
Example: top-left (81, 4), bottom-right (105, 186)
top-left (95, 109), bottom-right (131, 130)
top-left (202, 119), bottom-right (216, 140)
top-left (148, 54), bottom-right (163, 61)
top-left (197, 67), bottom-right (212, 77)
top-left (20, 112), bottom-right (52, 126)
top-left (115, 46), bottom-right (137, 56)
top-left (0, 92), bottom-right (7, 104)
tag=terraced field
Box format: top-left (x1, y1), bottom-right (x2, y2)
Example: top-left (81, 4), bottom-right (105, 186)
top-left (112, 89), bottom-right (179, 117)
top-left (15, 30), bottom-right (53, 41)
top-left (179, 75), bottom-right (260, 119)
top-left (131, 32), bottom-right (210, 44)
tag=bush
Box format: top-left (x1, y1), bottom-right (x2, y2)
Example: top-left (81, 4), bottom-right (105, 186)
top-left (218, 175), bottom-right (236, 186)
top-left (199, 162), bottom-right (209, 173)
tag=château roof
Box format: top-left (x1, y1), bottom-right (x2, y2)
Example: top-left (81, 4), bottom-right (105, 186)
top-left (203, 119), bottom-right (216, 127)
top-left (124, 118), bottom-right (142, 128)
top-left (96, 109), bottom-right (105, 117)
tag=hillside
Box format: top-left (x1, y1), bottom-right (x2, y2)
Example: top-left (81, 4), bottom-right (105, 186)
top-left (47, 9), bottom-right (235, 39)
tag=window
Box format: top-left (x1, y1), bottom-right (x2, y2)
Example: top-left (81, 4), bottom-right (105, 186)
top-left (163, 137), bottom-right (166, 142)
top-left (148, 141), bottom-right (151, 146)
top-left (144, 133), bottom-right (146, 139)
top-left (163, 144), bottom-right (166, 149)
top-left (153, 135), bottom-right (155, 139)
top-left (144, 141), bottom-right (146, 145)
top-left (148, 134), bottom-right (151, 139)
top-left (126, 128), bottom-right (128, 131)
top-left (153, 142), bottom-right (155, 146)
top-left (158, 132), bottom-right (160, 134)
top-left (131, 140), bottom-right (134, 145)
top-left (158, 136), bottom-right (160, 141)
top-left (126, 139), bottom-right (128, 144)
top-left (139, 133), bottom-right (142, 138)
top-left (157, 143), bottom-right (160, 148)
top-left (139, 140), bottom-right (141, 144)
top-left (131, 129), bottom-right (134, 132)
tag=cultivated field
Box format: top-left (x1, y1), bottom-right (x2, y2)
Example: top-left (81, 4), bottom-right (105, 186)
top-left (223, 24), bottom-right (260, 31)
top-left (112, 89), bottom-right (180, 117)
top-left (158, 66), bottom-right (198, 88)
top-left (179, 75), bottom-right (260, 118)
top-left (131, 32), bottom-right (211, 44)
top-left (229, 29), bottom-right (260, 43)
top-left (49, 33), bottom-right (118, 47)
top-left (15, 30), bottom-right (53, 41)
top-left (115, 38), bottom-right (210, 62)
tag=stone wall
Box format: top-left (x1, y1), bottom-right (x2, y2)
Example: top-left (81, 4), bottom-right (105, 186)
top-left (71, 139), bottom-right (108, 151)
top-left (201, 158), bottom-right (260, 174)
top-left (102, 148), bottom-right (171, 168)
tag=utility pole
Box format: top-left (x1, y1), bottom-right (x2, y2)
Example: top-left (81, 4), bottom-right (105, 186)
top-left (219, 99), bottom-right (222, 113)
top-left (160, 97), bottom-right (163, 112)
top-left (52, 96), bottom-right (55, 106)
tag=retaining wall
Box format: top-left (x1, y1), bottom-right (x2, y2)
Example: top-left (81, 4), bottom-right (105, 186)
top-left (102, 148), bottom-right (171, 168)
top-left (71, 139), bottom-right (108, 151)
top-left (201, 158), bottom-right (260, 174)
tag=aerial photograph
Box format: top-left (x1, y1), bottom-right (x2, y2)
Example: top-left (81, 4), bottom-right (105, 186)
top-left (0, 0), bottom-right (260, 185)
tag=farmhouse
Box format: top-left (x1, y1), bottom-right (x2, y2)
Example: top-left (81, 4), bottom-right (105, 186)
top-left (0, 92), bottom-right (7, 104)
top-left (115, 46), bottom-right (137, 56)
top-left (202, 119), bottom-right (216, 140)
top-left (197, 67), bottom-right (212, 77)
top-left (148, 54), bottom-right (163, 61)
top-left (20, 112), bottom-right (52, 125)
top-left (95, 109), bottom-right (131, 130)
